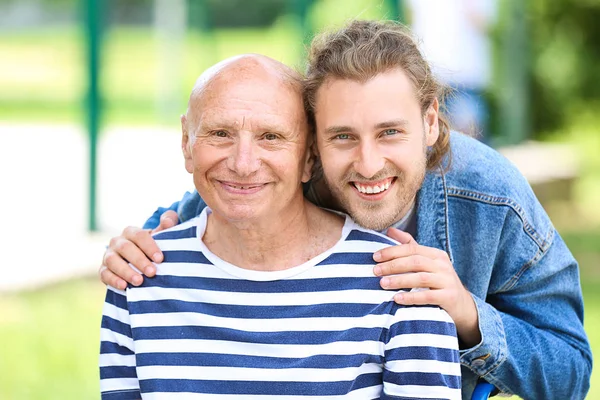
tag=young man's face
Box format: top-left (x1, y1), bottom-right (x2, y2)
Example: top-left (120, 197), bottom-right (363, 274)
top-left (182, 70), bottom-right (312, 226)
top-left (314, 68), bottom-right (439, 230)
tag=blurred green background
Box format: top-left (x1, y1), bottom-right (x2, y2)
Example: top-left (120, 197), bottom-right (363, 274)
top-left (0, 0), bottom-right (599, 398)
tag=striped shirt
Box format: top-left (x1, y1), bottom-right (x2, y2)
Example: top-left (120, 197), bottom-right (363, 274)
top-left (100, 208), bottom-right (461, 399)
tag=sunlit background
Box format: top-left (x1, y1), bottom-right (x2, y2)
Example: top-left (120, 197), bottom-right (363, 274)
top-left (0, 0), bottom-right (598, 398)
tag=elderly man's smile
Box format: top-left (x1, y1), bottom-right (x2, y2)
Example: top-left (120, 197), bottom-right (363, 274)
top-left (218, 180), bottom-right (268, 194)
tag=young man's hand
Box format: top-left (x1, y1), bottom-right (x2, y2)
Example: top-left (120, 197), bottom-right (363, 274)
top-left (374, 227), bottom-right (481, 348)
top-left (99, 210), bottom-right (178, 289)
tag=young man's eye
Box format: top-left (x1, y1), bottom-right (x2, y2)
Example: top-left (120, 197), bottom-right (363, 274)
top-left (335, 133), bottom-right (350, 140)
top-left (382, 129), bottom-right (399, 136)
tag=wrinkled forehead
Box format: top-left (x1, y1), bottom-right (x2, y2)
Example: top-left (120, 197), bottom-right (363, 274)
top-left (192, 56), bottom-right (302, 103)
top-left (209, 73), bottom-right (300, 103)
top-left (199, 72), bottom-right (302, 110)
top-left (189, 75), bottom-right (307, 137)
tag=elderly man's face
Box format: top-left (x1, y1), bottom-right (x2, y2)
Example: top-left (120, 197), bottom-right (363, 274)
top-left (182, 72), bottom-right (312, 224)
top-left (314, 68), bottom-right (439, 230)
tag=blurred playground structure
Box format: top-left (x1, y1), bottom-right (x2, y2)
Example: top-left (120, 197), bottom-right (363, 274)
top-left (1, 0), bottom-right (600, 398)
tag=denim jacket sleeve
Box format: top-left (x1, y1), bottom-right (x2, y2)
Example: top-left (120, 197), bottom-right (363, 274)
top-left (459, 210), bottom-right (592, 399)
top-left (142, 190), bottom-right (206, 229)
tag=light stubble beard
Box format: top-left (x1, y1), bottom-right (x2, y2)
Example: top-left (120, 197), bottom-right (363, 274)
top-left (324, 164), bottom-right (426, 231)
top-left (322, 138), bottom-right (429, 231)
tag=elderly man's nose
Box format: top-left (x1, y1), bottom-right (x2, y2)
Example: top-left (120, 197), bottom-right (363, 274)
top-left (228, 139), bottom-right (261, 176)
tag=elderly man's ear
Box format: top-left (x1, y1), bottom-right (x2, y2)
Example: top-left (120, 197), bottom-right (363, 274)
top-left (301, 137), bottom-right (318, 184)
top-left (181, 114), bottom-right (194, 174)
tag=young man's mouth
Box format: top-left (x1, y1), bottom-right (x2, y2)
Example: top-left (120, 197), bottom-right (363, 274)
top-left (351, 177), bottom-right (396, 197)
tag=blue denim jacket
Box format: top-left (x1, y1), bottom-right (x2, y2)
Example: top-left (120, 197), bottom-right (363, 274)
top-left (144, 132), bottom-right (592, 399)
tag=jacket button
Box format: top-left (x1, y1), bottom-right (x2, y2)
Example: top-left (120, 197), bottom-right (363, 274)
top-left (472, 354), bottom-right (490, 368)
top-left (472, 358), bottom-right (486, 367)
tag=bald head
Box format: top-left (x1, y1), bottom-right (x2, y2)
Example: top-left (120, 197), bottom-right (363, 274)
top-left (188, 54), bottom-right (302, 110)
top-left (183, 54), bottom-right (305, 140)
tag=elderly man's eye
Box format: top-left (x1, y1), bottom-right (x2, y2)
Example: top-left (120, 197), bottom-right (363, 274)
top-left (213, 130), bottom-right (228, 137)
top-left (264, 133), bottom-right (279, 140)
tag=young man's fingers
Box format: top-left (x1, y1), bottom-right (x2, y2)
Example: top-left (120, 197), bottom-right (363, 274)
top-left (385, 227), bottom-right (415, 244)
top-left (108, 234), bottom-right (158, 275)
top-left (99, 265), bottom-right (128, 290)
top-left (121, 226), bottom-right (163, 264)
top-left (374, 255), bottom-right (436, 277)
top-left (379, 271), bottom-right (444, 291)
top-left (374, 240), bottom-right (447, 263)
top-left (393, 288), bottom-right (440, 306)
top-left (153, 210), bottom-right (179, 234)
top-left (103, 246), bottom-right (146, 285)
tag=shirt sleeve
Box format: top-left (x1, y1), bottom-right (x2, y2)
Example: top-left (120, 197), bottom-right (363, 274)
top-left (381, 304), bottom-right (461, 400)
top-left (99, 286), bottom-right (141, 400)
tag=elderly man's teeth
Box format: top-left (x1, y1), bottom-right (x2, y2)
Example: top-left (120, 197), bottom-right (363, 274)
top-left (232, 185), bottom-right (257, 189)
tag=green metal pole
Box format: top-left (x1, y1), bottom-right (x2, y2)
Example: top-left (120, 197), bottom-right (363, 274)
top-left (188, 0), bottom-right (217, 71)
top-left (387, 0), bottom-right (405, 23)
top-left (498, 0), bottom-right (529, 146)
top-left (291, 0), bottom-right (313, 59)
top-left (85, 0), bottom-right (102, 231)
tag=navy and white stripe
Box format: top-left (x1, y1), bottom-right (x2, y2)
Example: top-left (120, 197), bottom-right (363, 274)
top-left (100, 208), bottom-right (460, 399)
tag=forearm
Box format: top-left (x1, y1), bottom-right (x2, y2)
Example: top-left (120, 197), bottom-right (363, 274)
top-left (453, 290), bottom-right (481, 349)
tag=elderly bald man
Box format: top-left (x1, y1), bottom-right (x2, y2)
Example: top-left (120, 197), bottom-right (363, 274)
top-left (98, 55), bottom-right (461, 399)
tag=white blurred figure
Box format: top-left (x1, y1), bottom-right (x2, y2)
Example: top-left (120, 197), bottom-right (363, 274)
top-left (406, 0), bottom-right (497, 138)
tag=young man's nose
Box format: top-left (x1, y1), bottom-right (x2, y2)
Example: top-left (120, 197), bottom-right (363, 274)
top-left (353, 142), bottom-right (385, 179)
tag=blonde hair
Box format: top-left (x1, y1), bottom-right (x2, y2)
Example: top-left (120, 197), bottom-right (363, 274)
top-left (304, 19), bottom-right (452, 170)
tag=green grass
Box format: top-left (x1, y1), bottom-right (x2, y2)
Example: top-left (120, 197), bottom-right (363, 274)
top-left (0, 278), bottom-right (105, 400)
top-left (583, 282), bottom-right (600, 399)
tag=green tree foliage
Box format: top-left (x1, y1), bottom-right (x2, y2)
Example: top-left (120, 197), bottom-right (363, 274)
top-left (528, 0), bottom-right (600, 135)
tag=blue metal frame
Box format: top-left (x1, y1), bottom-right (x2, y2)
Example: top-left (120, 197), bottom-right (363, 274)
top-left (471, 381), bottom-right (496, 400)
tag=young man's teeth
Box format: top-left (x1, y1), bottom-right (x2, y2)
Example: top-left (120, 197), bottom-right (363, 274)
top-left (355, 181), bottom-right (391, 194)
